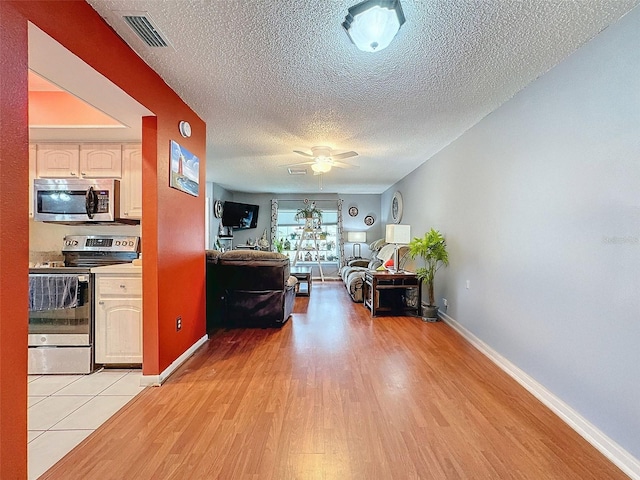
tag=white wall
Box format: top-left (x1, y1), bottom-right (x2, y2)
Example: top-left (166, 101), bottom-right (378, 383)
top-left (385, 5), bottom-right (640, 466)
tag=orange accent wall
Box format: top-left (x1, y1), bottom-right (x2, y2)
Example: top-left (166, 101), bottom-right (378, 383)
top-left (2, 2), bottom-right (207, 476)
top-left (29, 90), bottom-right (123, 127)
top-left (0, 4), bottom-right (29, 477)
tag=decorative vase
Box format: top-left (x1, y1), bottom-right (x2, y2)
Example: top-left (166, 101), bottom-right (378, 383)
top-left (258, 229), bottom-right (269, 250)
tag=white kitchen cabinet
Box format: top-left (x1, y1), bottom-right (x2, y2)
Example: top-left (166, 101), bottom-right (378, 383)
top-left (29, 144), bottom-right (36, 218)
top-left (35, 144), bottom-right (81, 177)
top-left (94, 272), bottom-right (142, 365)
top-left (120, 144), bottom-right (142, 219)
top-left (36, 143), bottom-right (122, 178)
top-left (79, 144), bottom-right (122, 178)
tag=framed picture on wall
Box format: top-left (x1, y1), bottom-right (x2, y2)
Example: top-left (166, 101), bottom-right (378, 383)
top-left (391, 191), bottom-right (403, 223)
top-left (170, 140), bottom-right (199, 196)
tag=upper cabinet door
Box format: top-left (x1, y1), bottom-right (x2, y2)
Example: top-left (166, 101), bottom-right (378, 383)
top-left (121, 145), bottom-right (142, 219)
top-left (79, 144), bottom-right (122, 178)
top-left (36, 144), bottom-right (81, 178)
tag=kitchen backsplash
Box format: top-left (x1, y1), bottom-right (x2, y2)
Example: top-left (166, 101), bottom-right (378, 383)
top-left (29, 250), bottom-right (64, 265)
top-left (29, 219), bottom-right (141, 263)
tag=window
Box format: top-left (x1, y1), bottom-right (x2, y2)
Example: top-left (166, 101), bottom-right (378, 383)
top-left (276, 209), bottom-right (338, 264)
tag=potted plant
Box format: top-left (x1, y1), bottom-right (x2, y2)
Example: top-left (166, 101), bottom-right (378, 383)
top-left (273, 238), bottom-right (284, 253)
top-left (408, 228), bottom-right (449, 322)
top-left (294, 202), bottom-right (323, 223)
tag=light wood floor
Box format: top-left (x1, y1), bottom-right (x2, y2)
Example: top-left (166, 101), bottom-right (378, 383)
top-left (41, 283), bottom-right (627, 479)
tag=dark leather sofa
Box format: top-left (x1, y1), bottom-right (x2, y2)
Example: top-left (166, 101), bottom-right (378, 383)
top-left (206, 250), bottom-right (297, 329)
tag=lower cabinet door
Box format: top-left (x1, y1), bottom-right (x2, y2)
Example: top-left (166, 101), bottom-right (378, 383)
top-left (95, 299), bottom-right (142, 364)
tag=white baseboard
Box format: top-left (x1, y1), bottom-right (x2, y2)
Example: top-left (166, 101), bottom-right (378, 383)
top-left (140, 334), bottom-right (208, 387)
top-left (439, 311), bottom-right (640, 480)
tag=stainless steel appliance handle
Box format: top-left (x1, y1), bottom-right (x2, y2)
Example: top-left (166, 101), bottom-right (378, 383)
top-left (86, 187), bottom-right (97, 219)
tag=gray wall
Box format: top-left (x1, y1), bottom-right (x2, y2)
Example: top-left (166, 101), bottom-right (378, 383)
top-left (384, 6), bottom-right (640, 463)
top-left (341, 193), bottom-right (383, 259)
top-left (206, 182), bottom-right (232, 249)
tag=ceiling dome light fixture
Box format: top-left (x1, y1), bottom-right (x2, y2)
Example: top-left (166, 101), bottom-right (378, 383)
top-left (342, 0), bottom-right (406, 53)
top-left (311, 162), bottom-right (332, 174)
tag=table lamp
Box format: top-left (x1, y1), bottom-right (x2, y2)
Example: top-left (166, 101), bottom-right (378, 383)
top-left (347, 231), bottom-right (367, 258)
top-left (385, 224), bottom-right (411, 273)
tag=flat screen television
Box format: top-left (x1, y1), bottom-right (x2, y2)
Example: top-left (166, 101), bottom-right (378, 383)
top-left (221, 201), bottom-right (259, 230)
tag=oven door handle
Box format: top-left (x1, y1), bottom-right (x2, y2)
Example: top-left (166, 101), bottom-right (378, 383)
top-left (86, 187), bottom-right (97, 219)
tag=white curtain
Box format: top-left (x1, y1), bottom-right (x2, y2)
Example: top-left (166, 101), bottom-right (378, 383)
top-left (270, 199), bottom-right (278, 250)
top-left (337, 198), bottom-right (345, 268)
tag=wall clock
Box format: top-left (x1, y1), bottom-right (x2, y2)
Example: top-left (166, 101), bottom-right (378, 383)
top-left (391, 191), bottom-right (403, 223)
top-left (364, 215), bottom-right (375, 226)
top-left (348, 206), bottom-right (358, 217)
top-left (214, 200), bottom-right (223, 218)
top-left (179, 120), bottom-right (192, 138)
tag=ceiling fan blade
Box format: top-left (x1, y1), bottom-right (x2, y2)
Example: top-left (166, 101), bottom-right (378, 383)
top-left (283, 161), bottom-right (315, 167)
top-left (333, 151), bottom-right (358, 160)
top-left (331, 161), bottom-right (359, 169)
top-left (293, 150), bottom-right (314, 157)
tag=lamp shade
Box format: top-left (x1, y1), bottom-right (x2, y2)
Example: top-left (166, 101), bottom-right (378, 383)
top-left (347, 231), bottom-right (367, 243)
top-left (385, 224), bottom-right (410, 244)
top-left (343, 0), bottom-right (406, 53)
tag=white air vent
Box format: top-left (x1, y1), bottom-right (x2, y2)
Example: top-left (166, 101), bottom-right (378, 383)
top-left (122, 14), bottom-right (169, 47)
top-left (288, 168), bottom-right (308, 175)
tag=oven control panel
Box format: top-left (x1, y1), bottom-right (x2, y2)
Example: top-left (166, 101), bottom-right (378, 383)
top-left (63, 235), bottom-right (140, 252)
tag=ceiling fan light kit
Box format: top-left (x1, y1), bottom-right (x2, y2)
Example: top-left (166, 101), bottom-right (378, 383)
top-left (311, 162), bottom-right (332, 174)
top-left (343, 0), bottom-right (406, 53)
top-left (286, 146), bottom-right (359, 174)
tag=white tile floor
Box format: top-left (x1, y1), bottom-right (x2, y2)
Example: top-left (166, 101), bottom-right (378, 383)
top-left (27, 369), bottom-right (146, 480)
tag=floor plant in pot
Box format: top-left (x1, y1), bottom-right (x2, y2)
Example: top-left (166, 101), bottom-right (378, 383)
top-left (408, 228), bottom-right (449, 322)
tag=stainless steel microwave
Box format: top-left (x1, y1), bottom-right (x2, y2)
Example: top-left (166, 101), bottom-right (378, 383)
top-left (34, 178), bottom-right (122, 223)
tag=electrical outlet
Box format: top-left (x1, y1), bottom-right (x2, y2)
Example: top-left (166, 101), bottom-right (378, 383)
top-left (443, 298), bottom-right (448, 307)
top-left (176, 316), bottom-right (182, 331)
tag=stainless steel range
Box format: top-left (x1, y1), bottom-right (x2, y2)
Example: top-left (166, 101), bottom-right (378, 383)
top-left (28, 235), bottom-right (140, 374)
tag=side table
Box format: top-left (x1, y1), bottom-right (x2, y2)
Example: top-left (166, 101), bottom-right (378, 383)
top-left (363, 271), bottom-right (421, 317)
top-left (290, 266), bottom-right (312, 296)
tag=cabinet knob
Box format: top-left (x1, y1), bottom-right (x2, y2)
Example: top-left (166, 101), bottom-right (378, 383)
top-left (120, 284), bottom-right (126, 289)
top-left (81, 172), bottom-right (86, 176)
top-left (99, 301), bottom-right (104, 305)
top-left (70, 172), bottom-right (77, 176)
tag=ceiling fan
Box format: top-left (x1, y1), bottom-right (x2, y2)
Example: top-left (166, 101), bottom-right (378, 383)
top-left (286, 146), bottom-right (359, 174)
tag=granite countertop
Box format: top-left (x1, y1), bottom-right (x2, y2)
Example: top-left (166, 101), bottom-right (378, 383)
top-left (90, 263), bottom-right (142, 274)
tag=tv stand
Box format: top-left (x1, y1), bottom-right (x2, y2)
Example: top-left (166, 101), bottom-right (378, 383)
top-left (363, 271), bottom-right (421, 317)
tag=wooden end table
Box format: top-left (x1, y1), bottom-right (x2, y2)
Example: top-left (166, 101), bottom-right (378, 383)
top-left (290, 266), bottom-right (312, 296)
top-left (363, 271), bottom-right (421, 317)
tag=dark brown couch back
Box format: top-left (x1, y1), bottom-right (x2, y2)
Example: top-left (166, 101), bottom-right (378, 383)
top-left (206, 250), bottom-right (293, 329)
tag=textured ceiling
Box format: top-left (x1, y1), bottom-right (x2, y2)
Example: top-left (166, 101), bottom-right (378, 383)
top-left (86, 0), bottom-right (638, 194)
